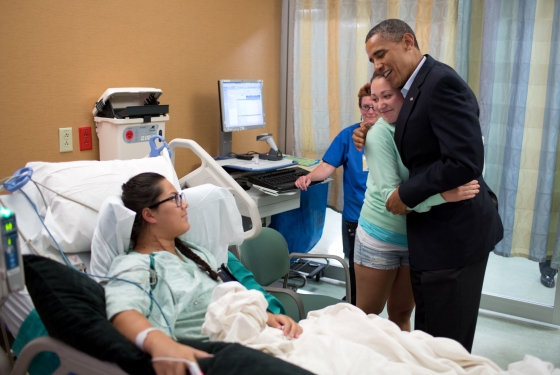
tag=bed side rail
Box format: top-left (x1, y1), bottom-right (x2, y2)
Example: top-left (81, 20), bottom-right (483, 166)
top-left (168, 138), bottom-right (261, 240)
top-left (11, 336), bottom-right (128, 375)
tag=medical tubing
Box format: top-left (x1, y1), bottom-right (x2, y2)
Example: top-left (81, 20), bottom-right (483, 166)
top-left (30, 179), bottom-right (99, 213)
top-left (2, 167), bottom-right (32, 193)
top-left (30, 180), bottom-right (48, 209)
top-left (18, 188), bottom-right (174, 335)
top-left (112, 265), bottom-right (178, 306)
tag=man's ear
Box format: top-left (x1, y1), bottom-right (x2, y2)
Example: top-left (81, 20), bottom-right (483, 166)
top-left (402, 33), bottom-right (416, 50)
top-left (142, 207), bottom-right (157, 224)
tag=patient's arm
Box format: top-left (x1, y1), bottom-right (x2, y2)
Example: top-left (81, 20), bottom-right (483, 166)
top-left (227, 251), bottom-right (286, 315)
top-left (112, 310), bottom-right (212, 375)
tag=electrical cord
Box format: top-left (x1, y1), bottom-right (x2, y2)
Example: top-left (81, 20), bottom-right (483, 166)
top-left (17, 188), bottom-right (174, 333)
top-left (28, 179), bottom-right (99, 213)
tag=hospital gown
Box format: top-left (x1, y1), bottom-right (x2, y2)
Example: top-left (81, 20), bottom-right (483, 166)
top-left (105, 241), bottom-right (284, 341)
top-left (105, 241), bottom-right (219, 340)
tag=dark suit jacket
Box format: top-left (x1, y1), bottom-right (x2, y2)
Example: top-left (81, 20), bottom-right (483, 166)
top-left (396, 55), bottom-right (503, 271)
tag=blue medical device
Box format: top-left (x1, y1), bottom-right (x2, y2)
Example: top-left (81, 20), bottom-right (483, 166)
top-left (0, 208), bottom-right (25, 303)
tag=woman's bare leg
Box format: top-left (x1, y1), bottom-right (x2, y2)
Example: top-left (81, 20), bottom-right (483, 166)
top-left (386, 265), bottom-right (415, 331)
top-left (354, 263), bottom-right (398, 315)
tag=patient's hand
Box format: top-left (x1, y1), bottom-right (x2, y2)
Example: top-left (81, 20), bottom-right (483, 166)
top-left (441, 180), bottom-right (480, 202)
top-left (145, 331), bottom-right (212, 375)
top-left (266, 312), bottom-right (303, 339)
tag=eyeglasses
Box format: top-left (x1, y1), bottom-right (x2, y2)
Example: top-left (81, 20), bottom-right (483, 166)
top-left (360, 105), bottom-right (376, 111)
top-left (149, 192), bottom-right (186, 209)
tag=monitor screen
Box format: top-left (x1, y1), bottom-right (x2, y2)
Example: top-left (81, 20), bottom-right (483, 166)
top-left (218, 80), bottom-right (266, 132)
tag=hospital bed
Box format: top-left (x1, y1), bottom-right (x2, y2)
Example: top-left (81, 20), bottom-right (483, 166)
top-left (1, 139), bottom-right (557, 375)
top-left (0, 138), bottom-right (268, 374)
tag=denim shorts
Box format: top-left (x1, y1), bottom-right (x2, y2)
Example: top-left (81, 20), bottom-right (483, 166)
top-left (354, 231), bottom-right (410, 270)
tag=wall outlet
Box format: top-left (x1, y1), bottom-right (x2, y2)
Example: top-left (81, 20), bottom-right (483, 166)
top-left (79, 126), bottom-right (93, 151)
top-left (59, 127), bottom-right (73, 153)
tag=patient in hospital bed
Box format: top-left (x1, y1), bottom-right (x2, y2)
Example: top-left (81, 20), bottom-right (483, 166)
top-left (3, 158), bottom-right (558, 375)
top-left (104, 172), bottom-right (302, 374)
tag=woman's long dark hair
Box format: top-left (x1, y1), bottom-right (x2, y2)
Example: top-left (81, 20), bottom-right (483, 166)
top-left (122, 172), bottom-right (219, 281)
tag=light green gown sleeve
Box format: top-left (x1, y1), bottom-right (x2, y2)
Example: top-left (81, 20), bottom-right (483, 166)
top-left (227, 251), bottom-right (286, 315)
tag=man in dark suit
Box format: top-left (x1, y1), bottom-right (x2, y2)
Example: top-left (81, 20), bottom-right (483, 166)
top-left (358, 19), bottom-right (503, 352)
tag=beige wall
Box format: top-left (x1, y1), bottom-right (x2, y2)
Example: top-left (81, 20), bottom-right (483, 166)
top-left (0, 0), bottom-right (282, 179)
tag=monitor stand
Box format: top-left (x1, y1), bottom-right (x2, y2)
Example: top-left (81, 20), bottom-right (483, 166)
top-left (219, 131), bottom-right (232, 157)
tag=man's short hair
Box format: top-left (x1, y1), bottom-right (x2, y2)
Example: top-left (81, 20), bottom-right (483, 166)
top-left (365, 19), bottom-right (419, 49)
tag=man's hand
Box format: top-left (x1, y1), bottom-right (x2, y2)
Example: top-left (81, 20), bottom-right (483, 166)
top-left (352, 121), bottom-right (372, 151)
top-left (386, 187), bottom-right (410, 215)
top-left (266, 313), bottom-right (303, 338)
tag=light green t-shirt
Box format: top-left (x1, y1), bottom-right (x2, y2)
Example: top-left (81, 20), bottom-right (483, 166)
top-left (360, 118), bottom-right (446, 235)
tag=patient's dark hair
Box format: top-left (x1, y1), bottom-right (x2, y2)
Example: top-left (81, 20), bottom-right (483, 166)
top-left (122, 172), bottom-right (219, 281)
top-left (370, 70), bottom-right (384, 82)
top-left (365, 19), bottom-right (419, 49)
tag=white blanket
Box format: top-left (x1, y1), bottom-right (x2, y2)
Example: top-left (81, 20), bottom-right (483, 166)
top-left (202, 283), bottom-right (560, 375)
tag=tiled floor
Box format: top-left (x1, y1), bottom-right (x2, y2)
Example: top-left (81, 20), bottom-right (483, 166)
top-left (300, 208), bottom-right (560, 370)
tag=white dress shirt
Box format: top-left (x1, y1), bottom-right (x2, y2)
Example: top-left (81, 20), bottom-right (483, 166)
top-left (401, 56), bottom-right (426, 98)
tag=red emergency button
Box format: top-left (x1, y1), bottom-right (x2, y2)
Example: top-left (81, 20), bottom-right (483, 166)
top-left (125, 130), bottom-right (134, 140)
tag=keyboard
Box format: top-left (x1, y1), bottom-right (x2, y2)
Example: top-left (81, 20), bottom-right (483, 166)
top-left (247, 167), bottom-right (318, 192)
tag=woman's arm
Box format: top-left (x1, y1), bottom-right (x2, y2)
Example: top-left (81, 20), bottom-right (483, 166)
top-left (410, 181), bottom-right (480, 212)
top-left (295, 162), bottom-right (335, 191)
top-left (227, 252), bottom-right (286, 315)
top-left (366, 124), bottom-right (479, 213)
top-left (227, 252), bottom-right (303, 337)
top-left (112, 310), bottom-right (211, 375)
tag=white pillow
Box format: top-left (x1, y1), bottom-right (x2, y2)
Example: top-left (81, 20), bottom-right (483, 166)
top-left (16, 155), bottom-right (179, 255)
top-left (89, 195), bottom-right (136, 277)
top-left (179, 184), bottom-right (244, 266)
top-left (90, 184), bottom-right (244, 276)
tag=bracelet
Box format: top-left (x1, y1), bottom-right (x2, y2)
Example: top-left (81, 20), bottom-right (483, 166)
top-left (135, 327), bottom-right (159, 351)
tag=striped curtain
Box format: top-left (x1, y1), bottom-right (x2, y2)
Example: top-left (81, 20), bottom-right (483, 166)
top-left (293, 0), bottom-right (460, 215)
top-left (469, 0), bottom-right (560, 267)
top-left (292, 0), bottom-right (560, 267)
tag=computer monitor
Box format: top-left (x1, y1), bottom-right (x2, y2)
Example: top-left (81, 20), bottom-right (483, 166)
top-left (218, 80), bottom-right (266, 132)
top-left (218, 80), bottom-right (266, 156)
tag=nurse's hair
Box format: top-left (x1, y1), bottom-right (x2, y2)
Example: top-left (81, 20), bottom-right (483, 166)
top-left (122, 172), bottom-right (219, 281)
top-left (365, 19), bottom-right (419, 49)
top-left (357, 82), bottom-right (371, 106)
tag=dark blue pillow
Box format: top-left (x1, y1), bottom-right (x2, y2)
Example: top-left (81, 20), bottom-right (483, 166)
top-left (23, 255), bottom-right (313, 375)
top-left (23, 255), bottom-right (154, 374)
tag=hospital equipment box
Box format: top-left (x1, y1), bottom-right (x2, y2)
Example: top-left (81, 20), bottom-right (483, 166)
top-left (93, 88), bottom-right (170, 161)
